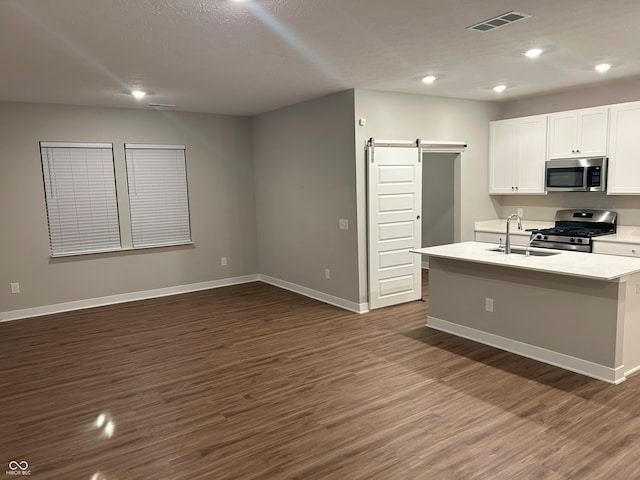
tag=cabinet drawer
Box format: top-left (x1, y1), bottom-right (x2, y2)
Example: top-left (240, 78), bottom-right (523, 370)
top-left (592, 242), bottom-right (640, 257)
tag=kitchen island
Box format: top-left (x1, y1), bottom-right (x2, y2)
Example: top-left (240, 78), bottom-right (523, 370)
top-left (412, 242), bottom-right (640, 383)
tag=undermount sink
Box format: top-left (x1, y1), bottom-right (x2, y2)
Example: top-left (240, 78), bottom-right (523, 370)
top-left (489, 247), bottom-right (560, 257)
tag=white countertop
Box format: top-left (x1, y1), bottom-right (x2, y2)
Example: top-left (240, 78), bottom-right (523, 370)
top-left (474, 219), bottom-right (553, 236)
top-left (475, 220), bottom-right (640, 245)
top-left (412, 241), bottom-right (640, 281)
top-left (593, 226), bottom-right (640, 244)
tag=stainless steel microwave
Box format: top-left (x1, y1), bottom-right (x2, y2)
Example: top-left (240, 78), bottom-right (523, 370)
top-left (545, 157), bottom-right (607, 192)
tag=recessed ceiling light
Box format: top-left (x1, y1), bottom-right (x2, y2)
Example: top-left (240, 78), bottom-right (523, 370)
top-left (493, 85), bottom-right (507, 93)
top-left (595, 63), bottom-right (611, 73)
top-left (131, 90), bottom-right (147, 99)
top-left (422, 75), bottom-right (436, 84)
top-left (524, 48), bottom-right (543, 58)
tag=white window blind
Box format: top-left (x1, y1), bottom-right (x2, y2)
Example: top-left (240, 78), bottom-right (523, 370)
top-left (40, 142), bottom-right (121, 256)
top-left (125, 144), bottom-right (192, 248)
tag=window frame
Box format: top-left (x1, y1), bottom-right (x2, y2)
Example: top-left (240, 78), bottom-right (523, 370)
top-left (39, 141), bottom-right (122, 257)
top-left (124, 143), bottom-right (193, 249)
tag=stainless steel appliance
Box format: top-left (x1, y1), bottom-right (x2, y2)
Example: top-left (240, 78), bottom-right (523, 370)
top-left (529, 209), bottom-right (616, 252)
top-left (545, 157), bottom-right (607, 192)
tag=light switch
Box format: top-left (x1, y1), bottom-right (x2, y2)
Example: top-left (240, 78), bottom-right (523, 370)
top-left (339, 219), bottom-right (349, 230)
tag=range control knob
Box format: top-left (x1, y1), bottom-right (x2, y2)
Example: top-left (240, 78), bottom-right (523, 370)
top-left (543, 235), bottom-right (548, 241)
top-left (570, 238), bottom-right (576, 243)
top-left (577, 238), bottom-right (583, 244)
top-left (536, 233), bottom-right (543, 240)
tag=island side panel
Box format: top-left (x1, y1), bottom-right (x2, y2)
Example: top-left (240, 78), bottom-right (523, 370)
top-left (427, 257), bottom-right (621, 368)
top-left (622, 273), bottom-right (640, 376)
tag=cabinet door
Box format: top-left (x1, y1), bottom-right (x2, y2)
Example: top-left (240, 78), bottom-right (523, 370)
top-left (578, 107), bottom-right (609, 156)
top-left (608, 102), bottom-right (640, 194)
top-left (489, 121), bottom-right (518, 194)
top-left (516, 115), bottom-right (547, 194)
top-left (548, 111), bottom-right (577, 158)
top-left (548, 107), bottom-right (608, 158)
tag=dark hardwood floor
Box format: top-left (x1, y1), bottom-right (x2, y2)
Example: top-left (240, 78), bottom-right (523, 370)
top-left (2, 271), bottom-right (640, 479)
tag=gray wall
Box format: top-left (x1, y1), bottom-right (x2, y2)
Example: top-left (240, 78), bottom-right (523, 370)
top-left (422, 152), bottom-right (456, 247)
top-left (354, 89), bottom-right (502, 302)
top-left (429, 257), bottom-right (620, 367)
top-left (500, 77), bottom-right (640, 119)
top-left (0, 102), bottom-right (258, 312)
top-left (252, 90), bottom-right (360, 304)
top-left (496, 78), bottom-right (640, 225)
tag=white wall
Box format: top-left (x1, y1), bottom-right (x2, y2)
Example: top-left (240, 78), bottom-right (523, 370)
top-left (496, 78), bottom-right (640, 226)
top-left (0, 102), bottom-right (258, 313)
top-left (354, 89), bottom-right (501, 302)
top-left (252, 90), bottom-right (361, 307)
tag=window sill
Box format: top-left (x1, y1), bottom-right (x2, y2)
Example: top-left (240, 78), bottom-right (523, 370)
top-left (50, 242), bottom-right (195, 258)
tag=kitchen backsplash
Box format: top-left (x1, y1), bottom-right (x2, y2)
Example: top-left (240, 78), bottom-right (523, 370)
top-left (497, 192), bottom-right (640, 226)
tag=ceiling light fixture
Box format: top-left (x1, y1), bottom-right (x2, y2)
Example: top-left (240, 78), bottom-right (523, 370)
top-left (595, 63), bottom-right (611, 73)
top-left (421, 75), bottom-right (436, 84)
top-left (524, 48), bottom-right (543, 58)
top-left (131, 90), bottom-right (147, 99)
top-left (493, 85), bottom-right (507, 93)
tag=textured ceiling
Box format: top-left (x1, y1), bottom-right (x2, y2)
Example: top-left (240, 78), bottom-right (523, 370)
top-left (2, 0), bottom-right (639, 115)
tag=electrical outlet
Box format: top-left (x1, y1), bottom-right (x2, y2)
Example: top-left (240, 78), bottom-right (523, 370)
top-left (221, 257), bottom-right (228, 266)
top-left (485, 298), bottom-right (494, 312)
top-left (325, 269), bottom-right (330, 279)
top-left (517, 208), bottom-right (524, 217)
top-left (10, 282), bottom-right (20, 294)
top-left (339, 219), bottom-right (349, 230)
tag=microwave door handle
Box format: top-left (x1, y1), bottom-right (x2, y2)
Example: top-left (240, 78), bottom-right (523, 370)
top-left (583, 166), bottom-right (589, 189)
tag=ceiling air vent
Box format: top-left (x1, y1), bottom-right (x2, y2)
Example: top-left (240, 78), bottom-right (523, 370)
top-left (148, 103), bottom-right (176, 108)
top-left (467, 11), bottom-right (530, 32)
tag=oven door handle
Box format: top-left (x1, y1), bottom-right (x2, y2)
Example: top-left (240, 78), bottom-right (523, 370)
top-left (530, 240), bottom-right (591, 252)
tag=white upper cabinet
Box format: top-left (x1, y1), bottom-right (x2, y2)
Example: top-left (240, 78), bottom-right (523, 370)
top-left (608, 101), bottom-right (640, 194)
top-left (489, 115), bottom-right (548, 195)
top-left (547, 106), bottom-right (609, 158)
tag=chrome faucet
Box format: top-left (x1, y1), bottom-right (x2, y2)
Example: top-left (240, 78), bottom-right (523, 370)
top-left (505, 213), bottom-right (522, 254)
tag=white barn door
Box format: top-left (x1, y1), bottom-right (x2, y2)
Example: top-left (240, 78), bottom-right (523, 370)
top-left (367, 139), bottom-right (422, 310)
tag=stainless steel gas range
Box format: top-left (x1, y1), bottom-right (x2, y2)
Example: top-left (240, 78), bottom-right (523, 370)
top-left (529, 209), bottom-right (617, 253)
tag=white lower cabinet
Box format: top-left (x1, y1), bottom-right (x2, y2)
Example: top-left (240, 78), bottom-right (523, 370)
top-left (592, 242), bottom-right (640, 257)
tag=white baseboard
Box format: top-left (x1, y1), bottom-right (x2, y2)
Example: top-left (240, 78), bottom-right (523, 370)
top-left (0, 275), bottom-right (260, 323)
top-left (624, 363), bottom-right (640, 378)
top-left (427, 316), bottom-right (626, 384)
top-left (0, 274), bottom-right (369, 322)
top-left (259, 274), bottom-right (368, 313)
